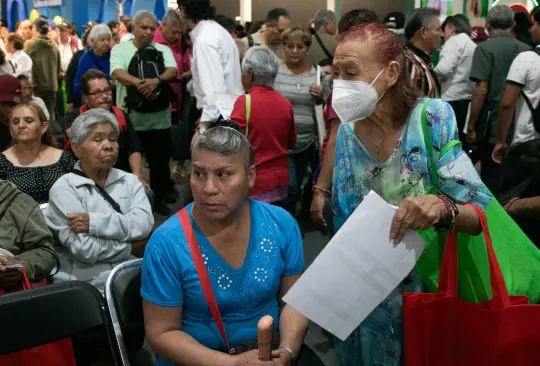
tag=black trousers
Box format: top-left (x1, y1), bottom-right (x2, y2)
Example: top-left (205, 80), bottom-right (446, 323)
top-left (448, 100), bottom-right (469, 141)
top-left (138, 128), bottom-right (175, 200)
top-left (479, 142), bottom-right (501, 195)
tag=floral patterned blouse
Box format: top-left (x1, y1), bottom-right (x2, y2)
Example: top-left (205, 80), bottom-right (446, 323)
top-left (332, 98), bottom-right (493, 231)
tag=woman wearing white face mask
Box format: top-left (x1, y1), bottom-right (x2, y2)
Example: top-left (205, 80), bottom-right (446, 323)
top-left (328, 23), bottom-right (493, 365)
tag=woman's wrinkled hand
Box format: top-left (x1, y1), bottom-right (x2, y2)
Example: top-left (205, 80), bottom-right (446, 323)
top-left (390, 195), bottom-right (447, 244)
top-left (310, 190), bottom-right (327, 228)
top-left (309, 83), bottom-right (323, 99)
top-left (68, 213), bottom-right (90, 233)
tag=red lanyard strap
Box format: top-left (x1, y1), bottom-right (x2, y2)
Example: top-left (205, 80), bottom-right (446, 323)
top-left (178, 208), bottom-right (231, 351)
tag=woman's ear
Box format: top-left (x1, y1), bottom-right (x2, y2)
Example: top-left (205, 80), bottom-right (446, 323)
top-left (386, 61), bottom-right (401, 87)
top-left (41, 120), bottom-right (49, 136)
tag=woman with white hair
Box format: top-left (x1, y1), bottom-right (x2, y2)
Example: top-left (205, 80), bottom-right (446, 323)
top-left (73, 23), bottom-right (113, 97)
top-left (231, 46), bottom-right (296, 205)
top-left (45, 108), bottom-right (154, 292)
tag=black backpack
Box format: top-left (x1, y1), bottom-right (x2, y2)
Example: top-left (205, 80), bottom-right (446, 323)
top-left (126, 46), bottom-right (170, 113)
top-left (520, 48), bottom-right (540, 134)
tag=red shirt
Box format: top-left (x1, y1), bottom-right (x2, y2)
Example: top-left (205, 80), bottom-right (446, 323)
top-left (231, 86), bottom-right (296, 196)
top-left (320, 93), bottom-right (339, 162)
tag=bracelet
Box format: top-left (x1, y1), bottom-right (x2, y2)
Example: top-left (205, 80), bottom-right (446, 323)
top-left (435, 195), bottom-right (459, 232)
top-left (278, 346), bottom-right (296, 365)
top-left (313, 185), bottom-right (331, 196)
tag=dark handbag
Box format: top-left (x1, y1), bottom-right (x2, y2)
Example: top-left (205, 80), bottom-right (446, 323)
top-left (178, 208), bottom-right (280, 354)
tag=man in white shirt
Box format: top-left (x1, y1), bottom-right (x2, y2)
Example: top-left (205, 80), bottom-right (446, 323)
top-left (435, 14), bottom-right (477, 141)
top-left (177, 0), bottom-right (243, 132)
top-left (492, 6), bottom-right (540, 163)
top-left (57, 21), bottom-right (82, 73)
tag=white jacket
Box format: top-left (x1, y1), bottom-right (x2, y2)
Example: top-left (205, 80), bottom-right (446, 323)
top-left (45, 162), bottom-right (154, 292)
top-left (435, 33), bottom-right (477, 102)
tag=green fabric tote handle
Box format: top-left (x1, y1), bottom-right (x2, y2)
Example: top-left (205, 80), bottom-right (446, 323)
top-left (245, 94), bottom-right (251, 137)
top-left (420, 98), bottom-right (462, 189)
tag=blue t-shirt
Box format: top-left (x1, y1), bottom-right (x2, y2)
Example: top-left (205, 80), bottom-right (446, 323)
top-left (141, 200), bottom-right (304, 365)
top-left (73, 49), bottom-right (111, 96)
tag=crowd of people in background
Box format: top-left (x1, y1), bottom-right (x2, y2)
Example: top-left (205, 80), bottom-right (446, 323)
top-left (0, 0), bottom-right (540, 365)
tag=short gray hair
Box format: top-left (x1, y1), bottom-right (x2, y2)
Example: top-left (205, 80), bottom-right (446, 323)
top-left (313, 10), bottom-right (335, 30)
top-left (405, 7), bottom-right (440, 40)
top-left (242, 46), bottom-right (279, 87)
top-left (162, 9), bottom-right (182, 27)
top-left (487, 5), bottom-right (514, 30)
top-left (192, 126), bottom-right (254, 169)
top-left (70, 108), bottom-right (119, 144)
top-left (88, 24), bottom-right (112, 44)
top-left (133, 10), bottom-right (158, 27)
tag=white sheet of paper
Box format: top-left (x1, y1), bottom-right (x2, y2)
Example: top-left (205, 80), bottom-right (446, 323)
top-left (315, 105), bottom-right (326, 148)
top-left (214, 92), bottom-right (241, 120)
top-left (283, 191), bottom-right (426, 340)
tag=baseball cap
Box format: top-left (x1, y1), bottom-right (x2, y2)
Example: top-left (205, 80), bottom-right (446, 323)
top-left (58, 20), bottom-right (71, 30)
top-left (0, 75), bottom-right (21, 104)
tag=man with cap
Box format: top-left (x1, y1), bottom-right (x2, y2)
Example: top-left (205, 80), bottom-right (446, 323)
top-left (0, 75), bottom-right (21, 151)
top-left (24, 17), bottom-right (61, 120)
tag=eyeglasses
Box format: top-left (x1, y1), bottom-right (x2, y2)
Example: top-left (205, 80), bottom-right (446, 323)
top-left (87, 88), bottom-right (113, 97)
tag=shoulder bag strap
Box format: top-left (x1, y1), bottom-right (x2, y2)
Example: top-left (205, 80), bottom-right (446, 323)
top-left (245, 94), bottom-right (251, 137)
top-left (421, 99), bottom-right (462, 189)
top-left (70, 169), bottom-right (122, 214)
top-left (313, 32), bottom-right (333, 60)
top-left (519, 89), bottom-right (540, 133)
top-left (178, 208), bottom-right (231, 351)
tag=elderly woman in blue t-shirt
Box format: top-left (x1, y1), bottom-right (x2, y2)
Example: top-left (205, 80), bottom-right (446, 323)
top-left (141, 124), bottom-right (309, 366)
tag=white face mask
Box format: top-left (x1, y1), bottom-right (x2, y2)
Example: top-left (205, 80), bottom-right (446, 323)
top-left (332, 68), bottom-right (387, 125)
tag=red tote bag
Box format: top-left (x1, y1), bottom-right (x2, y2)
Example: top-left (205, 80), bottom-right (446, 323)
top-left (404, 204), bottom-right (540, 366)
top-left (0, 268), bottom-right (76, 366)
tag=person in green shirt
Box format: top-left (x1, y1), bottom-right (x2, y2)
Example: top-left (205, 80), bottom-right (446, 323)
top-left (111, 10), bottom-right (178, 216)
top-left (466, 5), bottom-right (531, 195)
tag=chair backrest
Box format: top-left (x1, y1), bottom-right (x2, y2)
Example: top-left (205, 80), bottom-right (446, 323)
top-left (0, 281), bottom-right (112, 355)
top-left (105, 259), bottom-right (145, 365)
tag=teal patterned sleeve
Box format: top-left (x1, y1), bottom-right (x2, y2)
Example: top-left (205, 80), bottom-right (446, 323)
top-left (427, 99), bottom-right (494, 210)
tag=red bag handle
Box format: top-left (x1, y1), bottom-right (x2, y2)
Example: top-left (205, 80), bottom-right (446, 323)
top-left (437, 204), bottom-right (511, 308)
top-left (0, 267), bottom-right (32, 295)
top-left (178, 208), bottom-right (231, 351)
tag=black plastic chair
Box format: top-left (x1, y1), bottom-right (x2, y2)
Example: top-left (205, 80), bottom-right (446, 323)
top-left (0, 280), bottom-right (118, 364)
top-left (105, 259), bottom-right (147, 366)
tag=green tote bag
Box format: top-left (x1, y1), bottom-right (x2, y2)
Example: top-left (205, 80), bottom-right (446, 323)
top-left (416, 99), bottom-right (540, 304)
